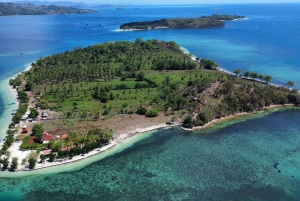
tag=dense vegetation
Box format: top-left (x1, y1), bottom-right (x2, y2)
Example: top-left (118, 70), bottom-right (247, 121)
top-left (120, 14), bottom-right (245, 30)
top-left (13, 39), bottom-right (299, 131)
top-left (0, 3), bottom-right (95, 16)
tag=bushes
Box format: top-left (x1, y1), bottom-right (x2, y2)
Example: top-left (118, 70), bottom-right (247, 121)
top-left (136, 107), bottom-right (147, 115)
top-left (146, 109), bottom-right (158, 117)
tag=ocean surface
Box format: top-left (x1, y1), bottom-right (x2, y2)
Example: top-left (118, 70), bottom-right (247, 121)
top-left (0, 3), bottom-right (300, 200)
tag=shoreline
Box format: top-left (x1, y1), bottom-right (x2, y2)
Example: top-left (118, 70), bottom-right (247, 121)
top-left (2, 104), bottom-right (297, 175)
top-left (181, 104), bottom-right (297, 132)
top-left (0, 64), bottom-right (32, 140)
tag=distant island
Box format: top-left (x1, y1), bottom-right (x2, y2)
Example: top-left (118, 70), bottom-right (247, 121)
top-left (0, 2), bottom-right (95, 16)
top-left (120, 14), bottom-right (245, 30)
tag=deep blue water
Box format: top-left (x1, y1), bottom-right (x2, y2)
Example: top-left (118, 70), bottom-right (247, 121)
top-left (1, 3), bottom-right (300, 200)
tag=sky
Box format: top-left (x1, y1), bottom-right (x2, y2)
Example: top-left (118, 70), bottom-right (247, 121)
top-left (1, 0), bottom-right (300, 4)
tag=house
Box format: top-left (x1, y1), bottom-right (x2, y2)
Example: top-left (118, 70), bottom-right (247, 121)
top-left (41, 133), bottom-right (56, 144)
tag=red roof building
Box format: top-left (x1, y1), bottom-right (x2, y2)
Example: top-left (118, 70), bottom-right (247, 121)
top-left (41, 133), bottom-right (56, 144)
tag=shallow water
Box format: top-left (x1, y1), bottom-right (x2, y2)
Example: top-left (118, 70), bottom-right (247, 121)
top-left (0, 108), bottom-right (299, 200)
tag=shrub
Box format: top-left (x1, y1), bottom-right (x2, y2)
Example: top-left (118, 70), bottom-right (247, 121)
top-left (146, 109), bottom-right (158, 117)
top-left (136, 107), bottom-right (147, 115)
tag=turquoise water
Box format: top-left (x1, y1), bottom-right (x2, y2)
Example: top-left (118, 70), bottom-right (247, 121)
top-left (1, 108), bottom-right (300, 200)
top-left (1, 3), bottom-right (300, 200)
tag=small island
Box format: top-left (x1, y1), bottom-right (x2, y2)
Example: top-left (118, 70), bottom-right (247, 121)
top-left (0, 2), bottom-right (95, 16)
top-left (120, 14), bottom-right (245, 30)
top-left (0, 39), bottom-right (299, 172)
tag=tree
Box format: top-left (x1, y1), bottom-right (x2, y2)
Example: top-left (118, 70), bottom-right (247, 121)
top-left (28, 157), bottom-right (37, 169)
top-left (258, 74), bottom-right (264, 82)
top-left (250, 72), bottom-right (259, 80)
top-left (136, 107), bottom-right (147, 115)
top-left (233, 68), bottom-right (242, 76)
top-left (2, 158), bottom-right (9, 169)
top-left (136, 71), bottom-right (145, 81)
top-left (135, 38), bottom-right (143, 43)
top-left (10, 157), bottom-right (18, 171)
top-left (182, 115), bottom-right (193, 128)
top-left (264, 75), bottom-right (273, 83)
top-left (49, 152), bottom-right (56, 162)
top-left (145, 109), bottom-right (158, 117)
top-left (25, 81), bottom-right (34, 91)
top-left (244, 71), bottom-right (250, 78)
top-left (40, 154), bottom-right (47, 163)
top-left (32, 124), bottom-right (44, 142)
top-left (29, 108), bottom-right (39, 118)
top-left (286, 81), bottom-right (295, 89)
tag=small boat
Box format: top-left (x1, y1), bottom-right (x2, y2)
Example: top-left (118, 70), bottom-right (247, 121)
top-left (8, 102), bottom-right (15, 105)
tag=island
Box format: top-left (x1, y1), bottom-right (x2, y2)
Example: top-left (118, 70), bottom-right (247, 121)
top-left (0, 39), bottom-right (299, 171)
top-left (120, 14), bottom-right (245, 30)
top-left (0, 2), bottom-right (95, 16)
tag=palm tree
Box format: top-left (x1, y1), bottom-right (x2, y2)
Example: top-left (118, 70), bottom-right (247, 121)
top-left (233, 68), bottom-right (242, 76)
top-left (286, 80), bottom-right (295, 89)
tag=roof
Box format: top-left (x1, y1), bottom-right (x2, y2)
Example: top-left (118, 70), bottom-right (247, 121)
top-left (43, 149), bottom-right (52, 156)
top-left (41, 134), bottom-right (56, 142)
top-left (28, 136), bottom-right (35, 144)
top-left (61, 134), bottom-right (68, 139)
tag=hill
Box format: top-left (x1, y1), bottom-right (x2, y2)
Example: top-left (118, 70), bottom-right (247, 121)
top-left (0, 2), bottom-right (95, 16)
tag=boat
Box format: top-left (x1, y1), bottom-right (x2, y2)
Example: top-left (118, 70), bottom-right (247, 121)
top-left (8, 102), bottom-right (15, 105)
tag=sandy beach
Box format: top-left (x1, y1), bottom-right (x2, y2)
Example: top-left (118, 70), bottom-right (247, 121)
top-left (0, 64), bottom-right (32, 147)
